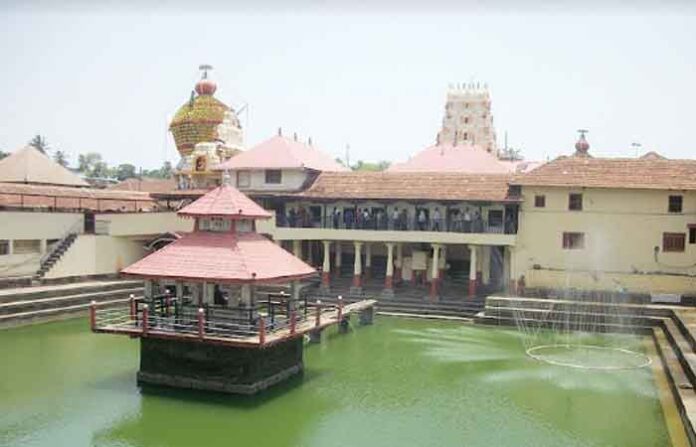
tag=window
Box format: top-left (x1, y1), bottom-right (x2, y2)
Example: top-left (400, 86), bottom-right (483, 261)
top-left (0, 240), bottom-right (9, 255)
top-left (669, 195), bottom-right (683, 213)
top-left (199, 218), bottom-right (231, 233)
top-left (663, 233), bottom-right (686, 252)
top-left (568, 193), bottom-right (583, 211)
top-left (463, 132), bottom-right (468, 140)
top-left (13, 239), bottom-right (41, 254)
top-left (534, 195), bottom-right (546, 208)
top-left (488, 210), bottom-right (503, 227)
top-left (237, 170), bottom-right (251, 188)
top-left (562, 232), bottom-right (585, 250)
top-left (265, 169), bottom-right (282, 184)
top-left (689, 226), bottom-right (696, 244)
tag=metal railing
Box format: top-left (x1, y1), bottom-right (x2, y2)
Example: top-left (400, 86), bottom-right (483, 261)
top-left (277, 215), bottom-right (517, 235)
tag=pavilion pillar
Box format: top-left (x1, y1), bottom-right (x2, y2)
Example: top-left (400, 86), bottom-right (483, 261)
top-left (175, 280), bottom-right (183, 301)
top-left (508, 246), bottom-right (518, 295)
top-left (321, 240), bottom-right (331, 291)
top-left (394, 243), bottom-right (403, 282)
top-left (292, 240), bottom-right (302, 260)
top-left (364, 243), bottom-right (372, 280)
top-left (468, 245), bottom-right (477, 298)
top-left (476, 246), bottom-right (483, 287)
top-left (40, 239), bottom-right (47, 255)
top-left (144, 280), bottom-right (154, 300)
top-left (482, 246), bottom-right (491, 286)
top-left (429, 244), bottom-right (441, 302)
top-left (438, 246), bottom-right (447, 282)
top-left (350, 241), bottom-right (363, 295)
top-left (382, 242), bottom-right (395, 297)
top-left (334, 242), bottom-right (342, 277)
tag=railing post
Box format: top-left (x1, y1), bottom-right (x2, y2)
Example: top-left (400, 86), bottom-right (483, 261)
top-left (129, 294), bottom-right (136, 323)
top-left (142, 304), bottom-right (149, 336)
top-left (290, 310), bottom-right (297, 335)
top-left (165, 293), bottom-right (171, 318)
top-left (315, 300), bottom-right (322, 327)
top-left (89, 300), bottom-right (97, 331)
top-left (197, 308), bottom-right (205, 340)
top-left (337, 295), bottom-right (343, 323)
top-left (259, 316), bottom-right (266, 345)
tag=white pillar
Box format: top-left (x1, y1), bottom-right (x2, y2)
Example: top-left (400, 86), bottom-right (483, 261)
top-left (293, 240), bottom-right (302, 259)
top-left (395, 243), bottom-right (403, 281)
top-left (385, 243), bottom-right (395, 278)
top-left (429, 244), bottom-right (441, 300)
top-left (335, 242), bottom-right (342, 269)
top-left (322, 241), bottom-right (331, 273)
top-left (468, 245), bottom-right (477, 297)
top-left (144, 280), bottom-right (153, 299)
top-left (354, 242), bottom-right (363, 276)
top-left (482, 246), bottom-right (491, 285)
top-left (365, 242), bottom-right (372, 278)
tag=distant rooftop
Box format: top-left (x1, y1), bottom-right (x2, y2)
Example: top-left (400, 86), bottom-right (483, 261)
top-left (0, 146), bottom-right (89, 187)
top-left (387, 143), bottom-right (515, 174)
top-left (215, 134), bottom-right (349, 172)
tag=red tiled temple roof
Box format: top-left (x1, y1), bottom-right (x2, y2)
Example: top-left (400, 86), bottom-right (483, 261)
top-left (512, 156), bottom-right (696, 191)
top-left (121, 232), bottom-right (315, 283)
top-left (0, 182), bottom-right (155, 211)
top-left (387, 143), bottom-right (514, 174)
top-left (299, 172), bottom-right (516, 202)
top-left (109, 178), bottom-right (176, 193)
top-left (215, 135), bottom-right (349, 172)
top-left (177, 184), bottom-right (272, 219)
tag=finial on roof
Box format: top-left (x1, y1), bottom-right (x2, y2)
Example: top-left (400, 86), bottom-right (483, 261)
top-left (308, 136), bottom-right (313, 146)
top-left (575, 129), bottom-right (590, 157)
top-left (278, 127), bottom-right (282, 136)
top-left (195, 64), bottom-right (217, 96)
top-left (293, 132), bottom-right (298, 142)
top-left (222, 170), bottom-right (232, 186)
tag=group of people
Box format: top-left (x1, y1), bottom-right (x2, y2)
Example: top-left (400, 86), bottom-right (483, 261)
top-left (281, 205), bottom-right (517, 234)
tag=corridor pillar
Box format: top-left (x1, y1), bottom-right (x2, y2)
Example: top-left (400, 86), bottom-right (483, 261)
top-left (364, 243), bottom-right (372, 280)
top-left (468, 245), bottom-right (477, 298)
top-left (429, 244), bottom-right (441, 302)
top-left (383, 242), bottom-right (395, 297)
top-left (321, 240), bottom-right (331, 291)
top-left (292, 240), bottom-right (302, 260)
top-left (350, 242), bottom-right (363, 294)
top-left (334, 242), bottom-right (342, 277)
top-left (394, 243), bottom-right (403, 282)
top-left (482, 246), bottom-right (491, 286)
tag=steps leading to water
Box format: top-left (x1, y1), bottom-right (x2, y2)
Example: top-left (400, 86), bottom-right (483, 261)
top-left (0, 280), bottom-right (144, 328)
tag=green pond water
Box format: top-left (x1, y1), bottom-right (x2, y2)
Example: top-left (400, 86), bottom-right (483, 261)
top-left (0, 317), bottom-right (672, 447)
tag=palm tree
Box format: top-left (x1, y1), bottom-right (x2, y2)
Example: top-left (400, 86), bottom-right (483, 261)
top-left (29, 135), bottom-right (50, 154)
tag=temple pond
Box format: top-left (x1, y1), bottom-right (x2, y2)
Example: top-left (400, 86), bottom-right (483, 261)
top-left (0, 317), bottom-right (675, 447)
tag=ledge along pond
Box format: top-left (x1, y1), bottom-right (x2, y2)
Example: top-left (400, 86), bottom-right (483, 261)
top-left (0, 316), bottom-right (678, 447)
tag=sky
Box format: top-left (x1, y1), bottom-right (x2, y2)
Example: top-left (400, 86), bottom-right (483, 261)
top-left (0, 1), bottom-right (695, 169)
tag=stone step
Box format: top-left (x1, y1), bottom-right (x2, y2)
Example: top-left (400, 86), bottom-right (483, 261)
top-left (652, 327), bottom-right (696, 445)
top-left (485, 305), bottom-right (658, 327)
top-left (675, 310), bottom-right (696, 354)
top-left (0, 288), bottom-right (142, 315)
top-left (0, 296), bottom-right (131, 329)
top-left (0, 280), bottom-right (143, 304)
top-left (663, 319), bottom-right (696, 390)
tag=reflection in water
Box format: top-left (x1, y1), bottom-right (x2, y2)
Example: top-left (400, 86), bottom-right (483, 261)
top-left (0, 317), bottom-right (671, 447)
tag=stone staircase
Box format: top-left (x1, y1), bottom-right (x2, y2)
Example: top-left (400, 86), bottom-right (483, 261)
top-left (0, 279), bottom-right (144, 328)
top-left (479, 295), bottom-right (696, 445)
top-left (34, 233), bottom-right (78, 280)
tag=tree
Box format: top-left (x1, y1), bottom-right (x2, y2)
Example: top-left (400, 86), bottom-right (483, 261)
top-left (115, 163), bottom-right (137, 181)
top-left (91, 161), bottom-right (110, 179)
top-left (29, 135), bottom-right (50, 154)
top-left (351, 160), bottom-right (391, 172)
top-left (159, 161), bottom-right (173, 178)
top-left (77, 152), bottom-right (103, 175)
top-left (53, 150), bottom-right (69, 167)
top-left (499, 146), bottom-right (523, 161)
top-left (0, 150), bottom-right (8, 160)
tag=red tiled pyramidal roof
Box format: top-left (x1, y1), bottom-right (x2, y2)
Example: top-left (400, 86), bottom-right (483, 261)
top-left (177, 184), bottom-right (272, 219)
top-left (387, 143), bottom-right (514, 174)
top-left (121, 232), bottom-right (315, 283)
top-left (215, 135), bottom-right (349, 172)
top-left (512, 156), bottom-right (696, 191)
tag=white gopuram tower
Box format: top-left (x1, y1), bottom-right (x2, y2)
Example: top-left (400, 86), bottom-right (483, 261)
top-left (437, 83), bottom-right (498, 154)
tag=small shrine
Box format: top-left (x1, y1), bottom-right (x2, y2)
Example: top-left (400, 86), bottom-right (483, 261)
top-left (91, 182), bottom-right (375, 394)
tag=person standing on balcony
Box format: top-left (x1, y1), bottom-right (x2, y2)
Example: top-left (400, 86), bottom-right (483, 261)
top-left (391, 208), bottom-right (399, 230)
top-left (463, 207), bottom-right (472, 233)
top-left (332, 207), bottom-right (341, 229)
top-left (418, 209), bottom-right (427, 231)
top-left (432, 208), bottom-right (442, 231)
top-left (344, 208), bottom-right (354, 229)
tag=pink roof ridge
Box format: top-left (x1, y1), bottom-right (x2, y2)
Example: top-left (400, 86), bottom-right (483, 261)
top-left (177, 184), bottom-right (272, 219)
top-left (215, 135), bottom-right (349, 172)
top-left (387, 143), bottom-right (514, 174)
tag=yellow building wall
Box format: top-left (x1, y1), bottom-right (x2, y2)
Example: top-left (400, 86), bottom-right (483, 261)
top-left (515, 186), bottom-right (696, 295)
top-left (45, 235), bottom-right (146, 279)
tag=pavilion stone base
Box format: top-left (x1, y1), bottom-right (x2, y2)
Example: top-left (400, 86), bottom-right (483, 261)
top-left (137, 337), bottom-right (304, 395)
